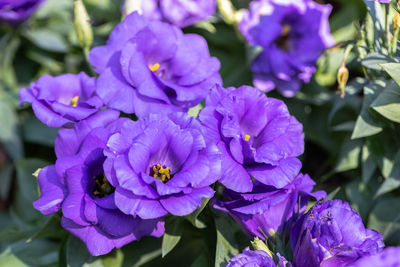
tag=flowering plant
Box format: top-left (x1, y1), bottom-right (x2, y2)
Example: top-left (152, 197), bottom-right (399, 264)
top-left (1, 0), bottom-right (400, 266)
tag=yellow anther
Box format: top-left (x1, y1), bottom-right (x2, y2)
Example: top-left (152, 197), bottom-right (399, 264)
top-left (244, 135), bottom-right (250, 141)
top-left (70, 96), bottom-right (79, 107)
top-left (149, 63), bottom-right (160, 72)
top-left (282, 25), bottom-right (291, 36)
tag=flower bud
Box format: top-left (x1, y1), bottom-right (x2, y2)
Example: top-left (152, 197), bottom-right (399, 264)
top-left (337, 63), bottom-right (349, 98)
top-left (250, 237), bottom-right (272, 257)
top-left (74, 0), bottom-right (93, 49)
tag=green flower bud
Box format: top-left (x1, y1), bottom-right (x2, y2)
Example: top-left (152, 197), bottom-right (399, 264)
top-left (74, 0), bottom-right (93, 49)
top-left (250, 237), bottom-right (273, 257)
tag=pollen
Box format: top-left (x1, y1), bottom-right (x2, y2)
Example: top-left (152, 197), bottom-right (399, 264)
top-left (244, 135), bottom-right (250, 141)
top-left (151, 164), bottom-right (171, 183)
top-left (149, 63), bottom-right (160, 73)
top-left (70, 96), bottom-right (79, 107)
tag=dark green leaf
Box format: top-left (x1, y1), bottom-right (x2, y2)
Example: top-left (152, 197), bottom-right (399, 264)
top-left (0, 99), bottom-right (23, 159)
top-left (162, 217), bottom-right (184, 258)
top-left (214, 210), bottom-right (239, 267)
top-left (361, 52), bottom-right (394, 70)
top-left (371, 81), bottom-right (400, 123)
top-left (369, 197), bottom-right (400, 245)
top-left (335, 138), bottom-right (362, 173)
top-left (185, 198), bottom-right (210, 229)
top-left (361, 144), bottom-right (377, 184)
top-left (351, 84), bottom-right (383, 139)
top-left (24, 29), bottom-right (69, 53)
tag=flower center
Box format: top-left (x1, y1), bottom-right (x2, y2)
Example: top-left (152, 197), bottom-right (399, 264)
top-left (150, 164), bottom-right (171, 183)
top-left (275, 25), bottom-right (291, 52)
top-left (93, 174), bottom-right (115, 198)
top-left (244, 134), bottom-right (250, 142)
top-left (70, 96), bottom-right (79, 107)
top-left (149, 63), bottom-right (160, 73)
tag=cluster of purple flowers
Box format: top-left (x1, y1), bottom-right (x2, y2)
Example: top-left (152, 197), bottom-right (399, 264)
top-left (239, 0), bottom-right (335, 97)
top-left (18, 0), bottom-right (396, 265)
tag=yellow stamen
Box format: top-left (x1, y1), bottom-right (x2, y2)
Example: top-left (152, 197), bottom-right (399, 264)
top-left (70, 96), bottom-right (79, 107)
top-left (149, 63), bottom-right (160, 72)
top-left (282, 25), bottom-right (291, 36)
top-left (244, 135), bottom-right (250, 142)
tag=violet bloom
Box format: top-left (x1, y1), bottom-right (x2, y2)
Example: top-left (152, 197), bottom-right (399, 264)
top-left (103, 112), bottom-right (221, 219)
top-left (367, 0), bottom-right (390, 3)
top-left (0, 0), bottom-right (44, 26)
top-left (290, 200), bottom-right (384, 267)
top-left (19, 72), bottom-right (103, 128)
top-left (349, 247), bottom-right (400, 267)
top-left (214, 174), bottom-right (326, 240)
top-left (199, 85), bottom-right (304, 193)
top-left (89, 12), bottom-right (221, 117)
top-left (227, 247), bottom-right (291, 267)
top-left (33, 110), bottom-right (164, 256)
top-left (239, 0), bottom-right (335, 97)
top-left (129, 0), bottom-right (216, 28)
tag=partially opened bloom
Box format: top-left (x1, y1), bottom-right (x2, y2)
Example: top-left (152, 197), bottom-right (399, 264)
top-left (33, 110), bottom-right (164, 256)
top-left (126, 0), bottom-right (216, 28)
top-left (19, 72), bottom-right (103, 128)
top-left (199, 85), bottom-right (304, 193)
top-left (0, 0), bottom-right (45, 26)
top-left (89, 12), bottom-right (221, 117)
top-left (290, 200), bottom-right (384, 267)
top-left (349, 247), bottom-right (400, 267)
top-left (227, 247), bottom-right (291, 267)
top-left (104, 112), bottom-right (221, 219)
top-left (239, 0), bottom-right (335, 97)
top-left (214, 174), bottom-right (326, 240)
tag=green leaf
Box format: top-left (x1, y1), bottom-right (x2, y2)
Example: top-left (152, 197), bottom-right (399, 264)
top-left (0, 99), bottom-right (23, 159)
top-left (375, 152), bottom-right (400, 197)
top-left (162, 217), bottom-right (184, 258)
top-left (361, 52), bottom-right (394, 70)
top-left (14, 159), bottom-right (48, 222)
top-left (185, 198), bottom-right (210, 229)
top-left (380, 62), bottom-right (400, 86)
top-left (0, 163), bottom-right (13, 200)
top-left (0, 248), bottom-right (27, 267)
top-left (24, 29), bottom-right (69, 53)
top-left (27, 215), bottom-right (65, 243)
top-left (335, 138), bottom-right (362, 173)
top-left (361, 144), bottom-right (377, 184)
top-left (214, 210), bottom-right (239, 267)
top-left (351, 84), bottom-right (383, 139)
top-left (65, 235), bottom-right (91, 267)
top-left (368, 197), bottom-right (400, 245)
top-left (22, 115), bottom-right (58, 147)
top-left (371, 81), bottom-right (400, 123)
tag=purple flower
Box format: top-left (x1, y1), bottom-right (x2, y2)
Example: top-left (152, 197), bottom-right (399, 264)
top-left (89, 12), bottom-right (221, 117)
top-left (290, 200), bottom-right (384, 267)
top-left (103, 112), bottom-right (221, 219)
top-left (367, 0), bottom-right (390, 3)
top-left (19, 72), bottom-right (103, 128)
top-left (130, 0), bottom-right (216, 28)
top-left (199, 85), bottom-right (304, 193)
top-left (33, 110), bottom-right (164, 256)
top-left (214, 174), bottom-right (326, 240)
top-left (239, 0), bottom-right (335, 97)
top-left (349, 247), bottom-right (400, 267)
top-left (227, 247), bottom-right (291, 267)
top-left (0, 0), bottom-right (44, 26)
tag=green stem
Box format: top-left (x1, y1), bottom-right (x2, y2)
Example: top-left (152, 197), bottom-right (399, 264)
top-left (83, 46), bottom-right (96, 76)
